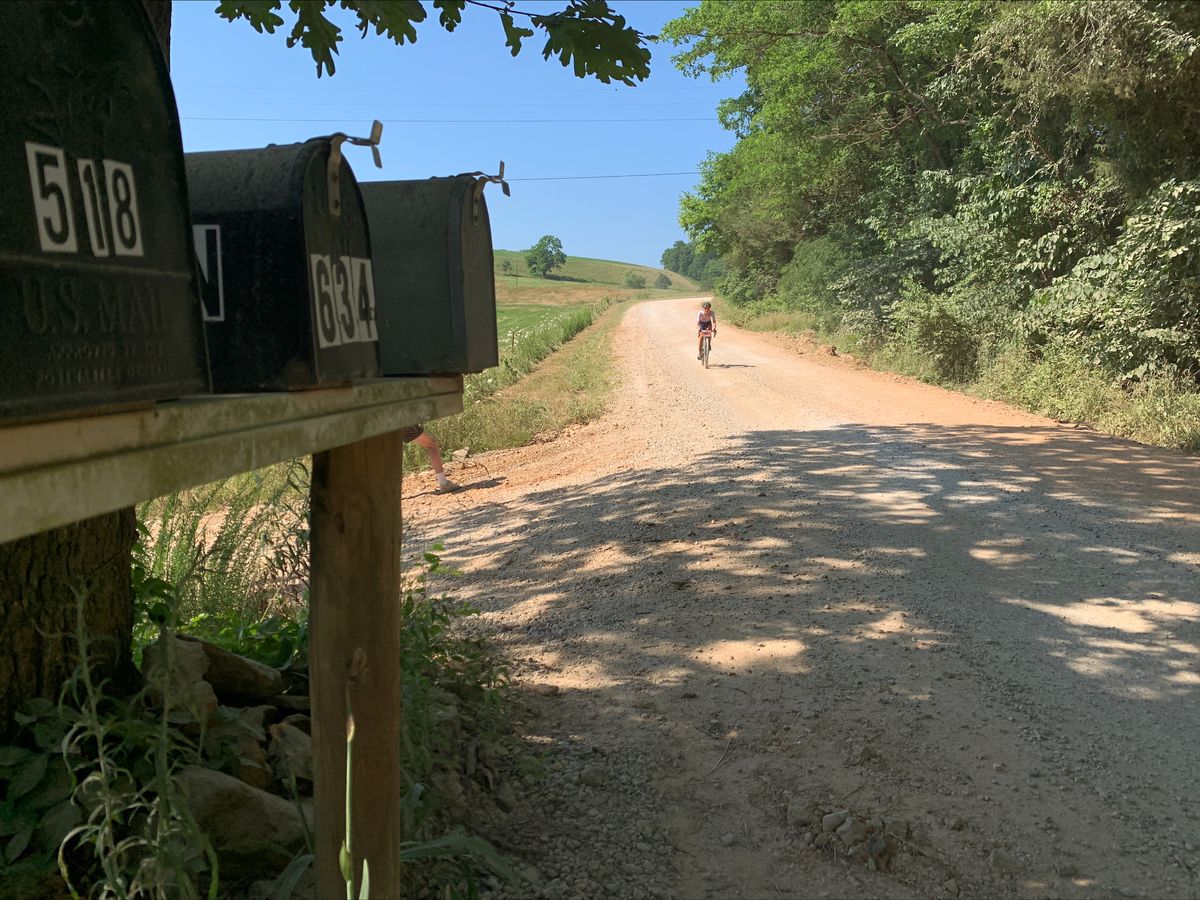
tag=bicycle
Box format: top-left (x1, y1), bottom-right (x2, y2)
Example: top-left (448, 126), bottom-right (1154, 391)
top-left (699, 330), bottom-right (713, 368)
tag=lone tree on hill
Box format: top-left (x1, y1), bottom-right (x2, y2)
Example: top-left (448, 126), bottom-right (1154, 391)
top-left (526, 235), bottom-right (567, 277)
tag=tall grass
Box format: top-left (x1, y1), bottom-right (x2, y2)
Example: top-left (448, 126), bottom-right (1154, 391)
top-left (135, 461), bottom-right (310, 657)
top-left (409, 299), bottom-right (613, 468)
top-left (730, 305), bottom-right (1200, 452)
top-left (975, 344), bottom-right (1200, 451)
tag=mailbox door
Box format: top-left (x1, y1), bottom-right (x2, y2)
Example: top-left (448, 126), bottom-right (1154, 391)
top-left (454, 182), bottom-right (499, 373)
top-left (0, 0), bottom-right (209, 420)
top-left (185, 141), bottom-right (378, 391)
top-left (300, 146), bottom-right (380, 384)
top-left (364, 177), bottom-right (498, 376)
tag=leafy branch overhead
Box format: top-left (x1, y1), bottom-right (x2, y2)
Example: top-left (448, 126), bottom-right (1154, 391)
top-left (215, 0), bottom-right (652, 83)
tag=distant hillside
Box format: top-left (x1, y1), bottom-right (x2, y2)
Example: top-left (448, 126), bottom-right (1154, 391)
top-left (493, 250), bottom-right (705, 306)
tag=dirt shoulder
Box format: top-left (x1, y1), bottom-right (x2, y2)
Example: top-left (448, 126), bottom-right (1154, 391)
top-left (404, 298), bottom-right (1200, 899)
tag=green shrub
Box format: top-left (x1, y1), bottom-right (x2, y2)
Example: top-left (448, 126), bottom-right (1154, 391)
top-left (1028, 179), bottom-right (1200, 381)
top-left (975, 342), bottom-right (1200, 450)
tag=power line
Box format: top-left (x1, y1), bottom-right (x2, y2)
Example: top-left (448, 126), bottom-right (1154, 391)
top-left (183, 100), bottom-right (718, 109)
top-left (506, 171), bottom-right (699, 181)
top-left (181, 115), bottom-right (713, 124)
top-left (177, 84), bottom-right (730, 94)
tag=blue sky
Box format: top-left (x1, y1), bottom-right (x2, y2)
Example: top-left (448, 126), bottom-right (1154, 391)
top-left (170, 1), bottom-right (742, 268)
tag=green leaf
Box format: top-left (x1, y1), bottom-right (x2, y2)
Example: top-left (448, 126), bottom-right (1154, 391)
top-left (0, 747), bottom-right (31, 768)
top-left (0, 803), bottom-right (34, 837)
top-left (272, 852), bottom-right (314, 900)
top-left (357, 858), bottom-right (370, 900)
top-left (9, 755), bottom-right (48, 799)
top-left (500, 12), bottom-right (534, 57)
top-left (5, 822), bottom-right (33, 864)
top-left (36, 800), bottom-right (80, 848)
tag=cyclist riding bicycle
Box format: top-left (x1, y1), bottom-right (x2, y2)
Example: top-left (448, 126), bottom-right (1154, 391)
top-left (697, 301), bottom-right (716, 360)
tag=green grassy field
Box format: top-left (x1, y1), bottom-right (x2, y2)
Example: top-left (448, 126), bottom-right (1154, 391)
top-left (497, 304), bottom-right (588, 337)
top-left (493, 249), bottom-right (704, 306)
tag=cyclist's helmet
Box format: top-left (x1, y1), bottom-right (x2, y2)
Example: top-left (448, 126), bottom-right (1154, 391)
top-left (702, 301), bottom-right (712, 309)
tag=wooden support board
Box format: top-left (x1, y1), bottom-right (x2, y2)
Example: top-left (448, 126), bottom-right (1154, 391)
top-left (0, 377), bottom-right (462, 544)
top-left (1, 376), bottom-right (464, 894)
top-left (311, 431), bottom-right (405, 899)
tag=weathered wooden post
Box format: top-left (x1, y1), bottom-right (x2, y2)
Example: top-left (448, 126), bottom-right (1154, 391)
top-left (310, 431), bottom-right (405, 898)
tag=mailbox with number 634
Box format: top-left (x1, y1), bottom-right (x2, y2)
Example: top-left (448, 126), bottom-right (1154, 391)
top-left (361, 176), bottom-right (499, 375)
top-left (185, 139), bottom-right (380, 392)
top-left (0, 0), bottom-right (210, 420)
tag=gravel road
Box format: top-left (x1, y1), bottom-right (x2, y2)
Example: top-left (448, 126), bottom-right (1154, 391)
top-left (404, 297), bottom-right (1200, 899)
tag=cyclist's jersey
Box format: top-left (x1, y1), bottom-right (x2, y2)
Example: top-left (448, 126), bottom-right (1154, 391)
top-left (697, 310), bottom-right (716, 331)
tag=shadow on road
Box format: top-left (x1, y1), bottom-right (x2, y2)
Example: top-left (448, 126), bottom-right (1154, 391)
top-left (413, 422), bottom-right (1200, 894)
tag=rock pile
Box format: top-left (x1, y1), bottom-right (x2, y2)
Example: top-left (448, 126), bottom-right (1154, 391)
top-left (140, 632), bottom-right (314, 884)
top-left (787, 797), bottom-right (912, 874)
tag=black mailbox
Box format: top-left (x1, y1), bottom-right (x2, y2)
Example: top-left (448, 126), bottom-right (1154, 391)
top-left (0, 0), bottom-right (209, 420)
top-left (360, 177), bottom-right (499, 375)
top-left (185, 140), bottom-right (380, 392)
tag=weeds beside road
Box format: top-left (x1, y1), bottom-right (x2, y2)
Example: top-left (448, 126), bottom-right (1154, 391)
top-left (408, 297), bottom-right (629, 471)
top-left (727, 304), bottom-right (1200, 452)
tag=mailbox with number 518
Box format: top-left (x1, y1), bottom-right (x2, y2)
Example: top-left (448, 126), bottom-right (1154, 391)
top-left (184, 139), bottom-right (380, 392)
top-left (0, 0), bottom-right (210, 420)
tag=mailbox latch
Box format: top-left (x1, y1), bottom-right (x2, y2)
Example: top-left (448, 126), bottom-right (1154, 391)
top-left (328, 120), bottom-right (384, 217)
top-left (458, 161), bottom-right (511, 223)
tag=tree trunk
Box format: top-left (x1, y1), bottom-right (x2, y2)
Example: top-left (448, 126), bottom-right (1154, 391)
top-left (0, 511), bottom-right (138, 725)
top-left (0, 1), bottom-right (174, 731)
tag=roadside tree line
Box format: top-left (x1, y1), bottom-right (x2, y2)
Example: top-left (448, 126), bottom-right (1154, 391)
top-left (663, 0), bottom-right (1200, 392)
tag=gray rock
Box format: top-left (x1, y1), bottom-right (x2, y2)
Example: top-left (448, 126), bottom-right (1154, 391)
top-left (281, 713), bottom-right (311, 735)
top-left (822, 809), bottom-right (850, 833)
top-left (865, 832), bottom-right (890, 868)
top-left (886, 818), bottom-right (912, 839)
top-left (271, 694), bottom-right (310, 711)
top-left (786, 799), bottom-right (820, 827)
top-left (946, 815), bottom-right (966, 831)
top-left (579, 765), bottom-right (605, 788)
top-left (496, 780), bottom-right (518, 812)
top-left (178, 765), bottom-right (305, 878)
top-left (720, 833), bottom-right (736, 847)
top-left (180, 635), bottom-right (284, 700)
top-left (836, 816), bottom-right (868, 846)
top-left (846, 744), bottom-right (876, 765)
top-left (141, 633), bottom-right (218, 719)
top-left (268, 722), bottom-right (313, 785)
top-left (990, 848), bottom-right (1023, 874)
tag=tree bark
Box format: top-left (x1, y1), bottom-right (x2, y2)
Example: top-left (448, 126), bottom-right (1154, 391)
top-left (0, 511), bottom-right (137, 726)
top-left (0, 1), bottom-right (174, 731)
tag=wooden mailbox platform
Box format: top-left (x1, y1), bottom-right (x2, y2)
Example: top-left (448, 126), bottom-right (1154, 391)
top-left (0, 377), bottom-right (463, 897)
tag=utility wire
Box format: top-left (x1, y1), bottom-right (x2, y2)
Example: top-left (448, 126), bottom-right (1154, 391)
top-left (178, 84), bottom-right (729, 94)
top-left (507, 171), bottom-right (699, 181)
top-left (180, 115), bottom-right (713, 124)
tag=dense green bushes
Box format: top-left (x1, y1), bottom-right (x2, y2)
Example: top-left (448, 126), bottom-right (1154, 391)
top-left (664, 0), bottom-right (1200, 438)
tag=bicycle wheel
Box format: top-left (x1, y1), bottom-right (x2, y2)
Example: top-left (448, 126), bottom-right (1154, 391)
top-left (701, 335), bottom-right (710, 368)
